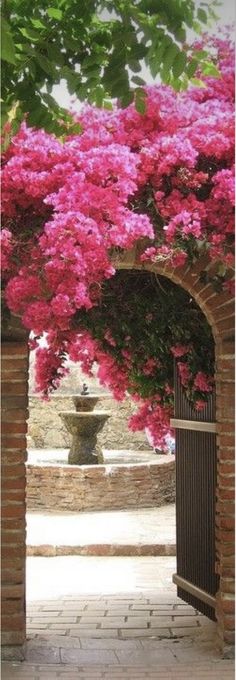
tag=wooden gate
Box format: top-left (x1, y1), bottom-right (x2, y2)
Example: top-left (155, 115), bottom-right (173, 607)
top-left (170, 363), bottom-right (219, 621)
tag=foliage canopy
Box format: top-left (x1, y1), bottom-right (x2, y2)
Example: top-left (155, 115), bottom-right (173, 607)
top-left (1, 0), bottom-right (220, 133)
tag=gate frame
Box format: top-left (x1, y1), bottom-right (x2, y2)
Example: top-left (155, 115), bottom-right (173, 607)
top-left (1, 251), bottom-right (235, 659)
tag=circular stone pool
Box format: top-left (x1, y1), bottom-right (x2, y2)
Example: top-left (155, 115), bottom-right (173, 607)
top-left (26, 448), bottom-right (176, 513)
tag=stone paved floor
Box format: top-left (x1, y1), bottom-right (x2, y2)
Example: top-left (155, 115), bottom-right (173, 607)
top-left (26, 505), bottom-right (176, 556)
top-left (2, 556), bottom-right (235, 678)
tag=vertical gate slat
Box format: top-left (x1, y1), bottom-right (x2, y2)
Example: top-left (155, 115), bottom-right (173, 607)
top-left (174, 363), bottom-right (219, 620)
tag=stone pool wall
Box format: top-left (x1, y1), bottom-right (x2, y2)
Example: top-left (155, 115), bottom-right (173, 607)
top-left (26, 455), bottom-right (175, 512)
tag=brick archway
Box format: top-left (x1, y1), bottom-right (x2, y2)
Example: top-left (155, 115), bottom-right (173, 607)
top-left (1, 252), bottom-right (235, 659)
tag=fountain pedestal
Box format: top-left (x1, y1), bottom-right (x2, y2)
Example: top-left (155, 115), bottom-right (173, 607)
top-left (60, 410), bottom-right (110, 465)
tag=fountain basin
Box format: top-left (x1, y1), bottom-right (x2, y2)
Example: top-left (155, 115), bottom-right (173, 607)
top-left (72, 395), bottom-right (100, 412)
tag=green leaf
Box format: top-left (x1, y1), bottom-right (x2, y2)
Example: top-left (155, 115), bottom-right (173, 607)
top-left (172, 51), bottom-right (187, 78)
top-left (41, 92), bottom-right (58, 109)
top-left (47, 43), bottom-right (65, 65)
top-left (147, 36), bottom-right (171, 78)
top-left (128, 59), bottom-right (141, 73)
top-left (186, 58), bottom-right (198, 78)
top-left (19, 26), bottom-right (41, 41)
top-left (103, 99), bottom-right (113, 110)
top-left (193, 49), bottom-right (208, 60)
top-left (70, 122), bottom-right (82, 134)
top-left (201, 61), bottom-right (220, 78)
top-left (197, 8), bottom-right (208, 23)
top-left (175, 27), bottom-right (186, 43)
top-left (163, 43), bottom-right (179, 70)
top-left (131, 75), bottom-right (146, 86)
top-left (191, 77), bottom-right (207, 88)
top-left (192, 20), bottom-right (202, 34)
top-left (1, 18), bottom-right (16, 64)
top-left (120, 90), bottom-right (134, 108)
top-left (31, 18), bottom-right (46, 29)
top-left (130, 41), bottom-right (148, 60)
top-left (135, 87), bottom-right (147, 115)
top-left (46, 7), bottom-right (63, 20)
top-left (35, 53), bottom-right (55, 75)
top-left (147, 33), bottom-right (170, 62)
top-left (149, 56), bottom-right (160, 79)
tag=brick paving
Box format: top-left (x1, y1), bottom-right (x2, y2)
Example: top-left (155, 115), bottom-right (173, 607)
top-left (26, 595), bottom-right (207, 640)
top-left (1, 661), bottom-right (234, 679)
top-left (2, 549), bottom-right (235, 678)
top-left (2, 582), bottom-right (235, 677)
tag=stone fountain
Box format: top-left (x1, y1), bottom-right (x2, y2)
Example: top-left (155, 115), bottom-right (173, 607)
top-left (59, 383), bottom-right (110, 465)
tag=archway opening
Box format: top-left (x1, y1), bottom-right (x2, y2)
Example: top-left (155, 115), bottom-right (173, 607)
top-left (25, 268), bottom-right (219, 663)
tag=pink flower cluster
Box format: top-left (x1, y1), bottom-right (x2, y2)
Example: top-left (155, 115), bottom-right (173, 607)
top-left (128, 398), bottom-right (173, 453)
top-left (1, 229), bottom-right (14, 272)
top-left (1, 34), bottom-right (234, 447)
top-left (170, 346), bottom-right (213, 405)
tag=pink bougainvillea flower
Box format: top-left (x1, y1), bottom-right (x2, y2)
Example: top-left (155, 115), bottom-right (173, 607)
top-left (193, 371), bottom-right (213, 393)
top-left (171, 345), bottom-right (191, 358)
top-left (1, 33), bottom-right (234, 449)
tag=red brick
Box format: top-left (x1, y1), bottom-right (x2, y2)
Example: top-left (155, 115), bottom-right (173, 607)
top-left (214, 303), bottom-right (235, 321)
top-left (2, 463), bottom-right (25, 477)
top-left (216, 500), bottom-right (235, 514)
top-left (217, 370), bottom-right (234, 381)
top-left (1, 631), bottom-right (25, 645)
top-left (2, 475), bottom-right (25, 489)
top-left (215, 529), bottom-right (235, 544)
top-left (218, 351), bottom-right (235, 361)
top-left (1, 505), bottom-right (25, 519)
top-left (217, 422), bottom-right (235, 434)
top-left (1, 382), bottom-right (28, 396)
top-left (2, 396), bottom-right (29, 409)
top-left (218, 475), bottom-right (235, 488)
top-left (217, 383), bottom-right (235, 396)
top-left (218, 449), bottom-right (235, 461)
top-left (216, 541), bottom-right (235, 558)
top-left (1, 490), bottom-right (26, 502)
top-left (1, 599), bottom-right (24, 614)
top-left (1, 532), bottom-right (25, 545)
top-left (1, 614), bottom-right (25, 630)
top-left (198, 284), bottom-right (217, 302)
top-left (220, 630), bottom-right (235, 644)
top-left (217, 317), bottom-right (235, 333)
top-left (1, 451), bottom-right (26, 464)
top-left (221, 615), bottom-right (235, 630)
top-left (221, 599), bottom-right (235, 615)
top-left (1, 343), bottom-right (28, 356)
top-left (1, 435), bottom-right (27, 449)
top-left (217, 488), bottom-right (235, 500)
top-left (1, 422), bottom-right (28, 434)
top-left (1, 585), bottom-right (24, 599)
top-left (219, 555), bottom-right (235, 567)
top-left (217, 517), bottom-right (235, 530)
top-left (221, 579), bottom-right (235, 594)
top-left (1, 546), bottom-right (25, 559)
top-left (1, 371), bottom-right (29, 382)
top-left (1, 408), bottom-right (29, 422)
top-left (1, 518), bottom-right (25, 530)
top-left (219, 463), bottom-right (235, 474)
top-left (1, 568), bottom-right (24, 583)
top-left (1, 358), bottom-right (29, 371)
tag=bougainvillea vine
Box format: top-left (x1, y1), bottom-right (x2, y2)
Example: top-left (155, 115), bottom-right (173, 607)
top-left (1, 35), bottom-right (234, 449)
